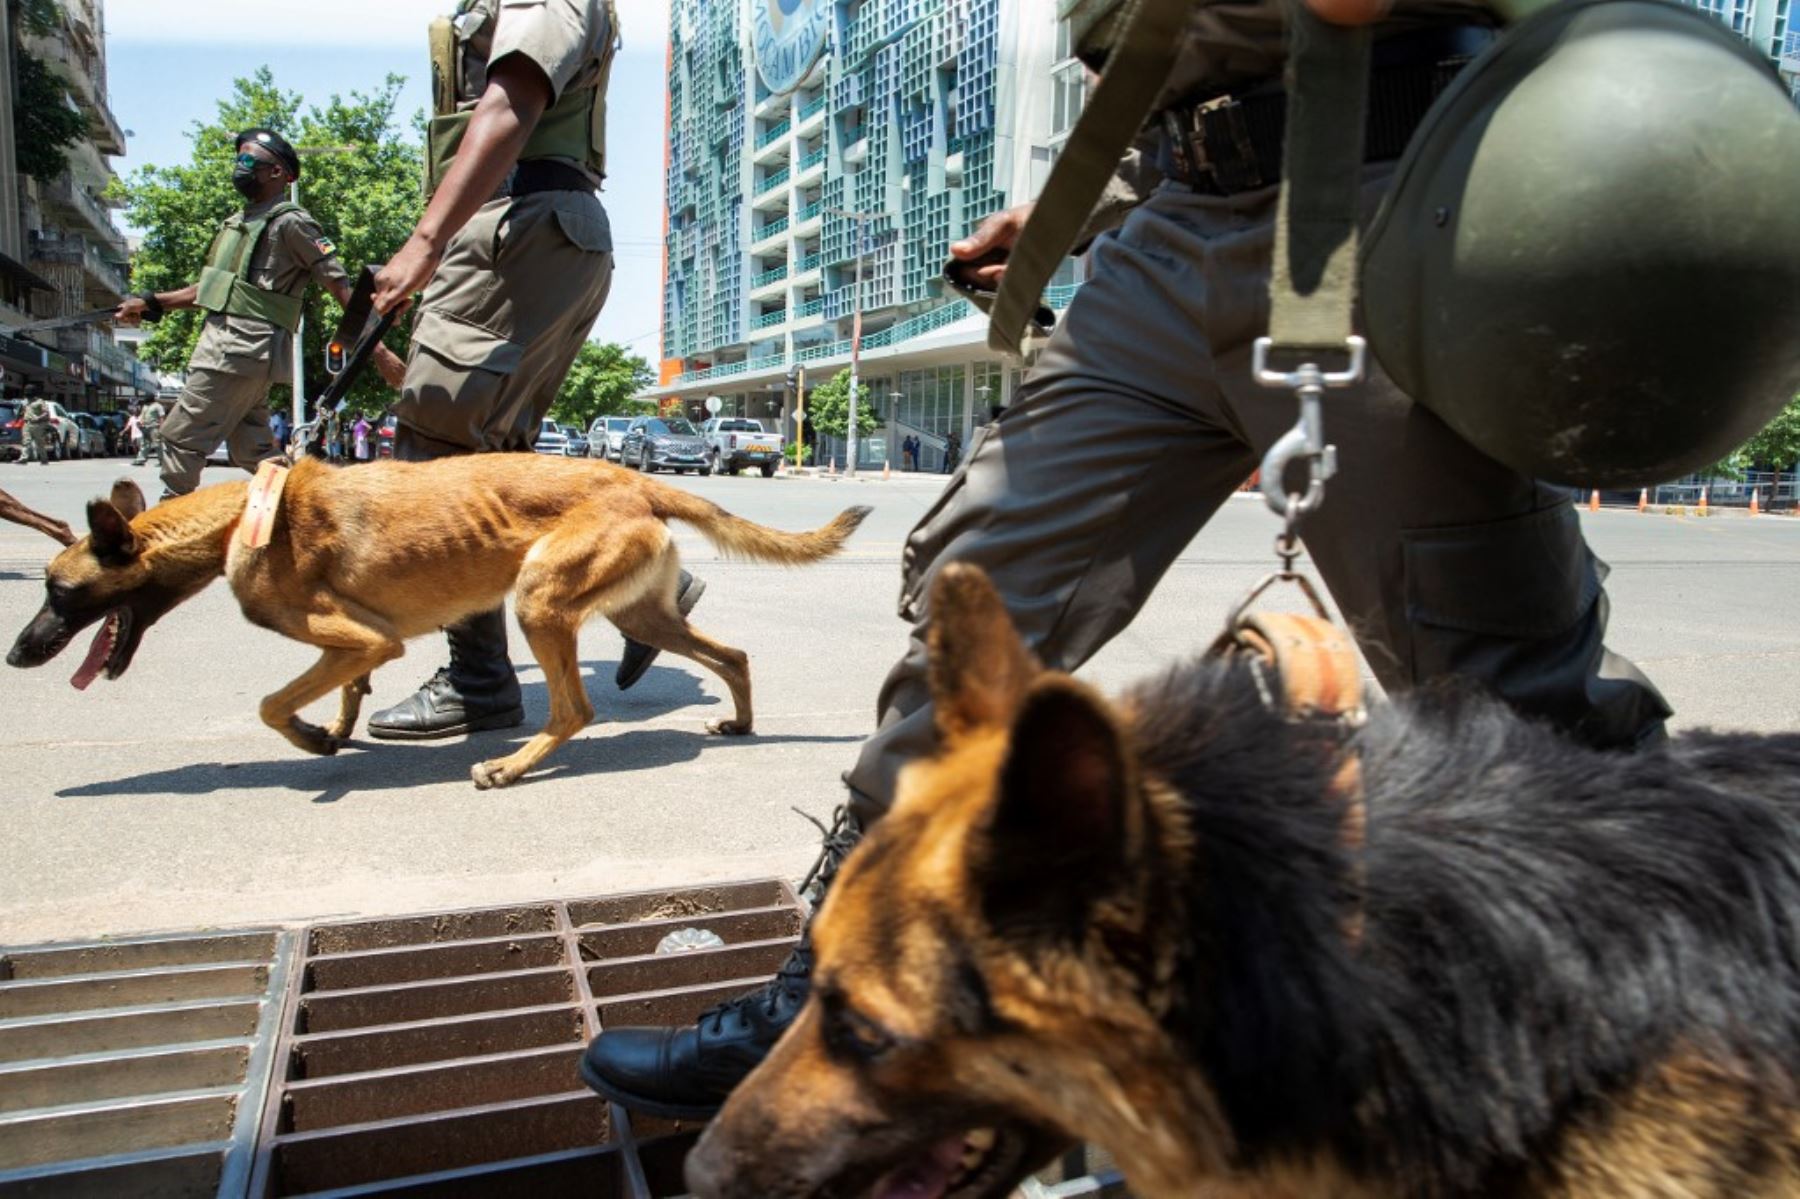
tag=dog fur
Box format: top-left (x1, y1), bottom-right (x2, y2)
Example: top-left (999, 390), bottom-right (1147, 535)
top-left (7, 458), bottom-right (868, 788)
top-left (687, 564), bottom-right (1800, 1199)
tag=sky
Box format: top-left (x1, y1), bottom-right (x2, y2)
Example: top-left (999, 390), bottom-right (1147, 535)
top-left (102, 0), bottom-right (674, 362)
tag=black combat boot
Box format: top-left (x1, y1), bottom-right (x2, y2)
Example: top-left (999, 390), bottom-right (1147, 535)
top-left (580, 805), bottom-right (861, 1119)
top-left (615, 570), bottom-right (707, 691)
top-left (367, 607), bottom-right (525, 739)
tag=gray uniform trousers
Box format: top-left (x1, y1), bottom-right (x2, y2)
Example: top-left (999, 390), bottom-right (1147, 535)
top-left (842, 171), bottom-right (1671, 825)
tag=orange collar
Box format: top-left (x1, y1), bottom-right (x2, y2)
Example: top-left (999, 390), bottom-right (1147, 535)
top-left (237, 460), bottom-right (290, 549)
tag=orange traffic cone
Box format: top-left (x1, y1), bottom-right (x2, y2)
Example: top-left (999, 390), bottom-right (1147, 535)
top-left (1637, 488), bottom-right (1648, 513)
top-left (1750, 487), bottom-right (1761, 516)
top-left (1698, 487), bottom-right (1709, 516)
top-left (1588, 489), bottom-right (1600, 513)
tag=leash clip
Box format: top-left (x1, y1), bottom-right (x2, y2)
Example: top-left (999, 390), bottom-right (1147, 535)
top-left (1252, 334), bottom-right (1364, 521)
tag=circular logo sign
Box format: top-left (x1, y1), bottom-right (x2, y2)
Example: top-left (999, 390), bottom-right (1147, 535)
top-left (753, 0), bottom-right (831, 96)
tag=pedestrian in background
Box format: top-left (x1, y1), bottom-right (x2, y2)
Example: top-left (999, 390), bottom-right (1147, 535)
top-left (21, 390), bottom-right (51, 465)
top-left (353, 414), bottom-right (372, 462)
top-left (269, 408), bottom-right (290, 455)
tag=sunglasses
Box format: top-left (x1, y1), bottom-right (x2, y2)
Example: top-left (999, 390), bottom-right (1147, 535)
top-left (235, 152), bottom-right (276, 172)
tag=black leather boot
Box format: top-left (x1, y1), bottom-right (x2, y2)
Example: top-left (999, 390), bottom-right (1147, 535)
top-left (615, 570), bottom-right (706, 691)
top-left (580, 805), bottom-right (861, 1119)
top-left (368, 607), bottom-right (525, 740)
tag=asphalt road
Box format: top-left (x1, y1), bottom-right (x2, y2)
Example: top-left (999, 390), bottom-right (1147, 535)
top-left (3, 458), bottom-right (1797, 945)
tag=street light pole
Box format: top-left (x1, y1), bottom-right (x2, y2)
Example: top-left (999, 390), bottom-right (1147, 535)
top-left (289, 145), bottom-right (356, 429)
top-left (826, 206), bottom-right (884, 478)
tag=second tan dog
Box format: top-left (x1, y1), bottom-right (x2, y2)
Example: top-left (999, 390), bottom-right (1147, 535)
top-left (7, 456), bottom-right (869, 788)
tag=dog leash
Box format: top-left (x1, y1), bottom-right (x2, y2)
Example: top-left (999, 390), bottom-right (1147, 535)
top-left (287, 265), bottom-right (399, 460)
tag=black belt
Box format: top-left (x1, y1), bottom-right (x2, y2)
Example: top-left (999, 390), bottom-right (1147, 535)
top-left (1160, 24), bottom-right (1496, 196)
top-left (505, 159), bottom-right (595, 196)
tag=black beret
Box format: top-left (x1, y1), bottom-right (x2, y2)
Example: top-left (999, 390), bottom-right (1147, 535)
top-left (235, 128), bottom-right (301, 178)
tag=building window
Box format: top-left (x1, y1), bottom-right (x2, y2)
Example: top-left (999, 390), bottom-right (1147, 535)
top-left (1772, 0), bottom-right (1791, 55)
top-left (1051, 62), bottom-right (1087, 138)
top-left (894, 364), bottom-right (967, 437)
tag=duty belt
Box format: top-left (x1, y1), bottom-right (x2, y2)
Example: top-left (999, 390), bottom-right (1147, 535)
top-left (504, 159), bottom-right (596, 196)
top-left (1161, 24), bottom-right (1495, 196)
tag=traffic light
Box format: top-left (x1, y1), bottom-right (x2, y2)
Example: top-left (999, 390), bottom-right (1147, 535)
top-left (326, 339), bottom-right (348, 375)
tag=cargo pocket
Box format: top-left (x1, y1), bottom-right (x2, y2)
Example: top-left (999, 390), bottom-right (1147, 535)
top-left (549, 193), bottom-right (613, 254)
top-left (1400, 503), bottom-right (1602, 684)
top-left (897, 423), bottom-right (997, 622)
top-left (394, 308), bottom-right (527, 451)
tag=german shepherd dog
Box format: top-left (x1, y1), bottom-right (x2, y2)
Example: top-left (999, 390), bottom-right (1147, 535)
top-left (6, 459), bottom-right (868, 789)
top-left (687, 564), bottom-right (1800, 1199)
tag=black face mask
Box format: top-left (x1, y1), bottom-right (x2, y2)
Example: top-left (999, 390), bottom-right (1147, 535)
top-left (231, 167), bottom-right (261, 199)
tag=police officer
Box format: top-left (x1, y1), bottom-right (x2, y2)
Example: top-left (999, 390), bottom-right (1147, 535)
top-left (363, 0), bottom-right (704, 741)
top-left (114, 129), bottom-right (392, 498)
top-left (132, 394), bottom-right (166, 467)
top-left (20, 389), bottom-right (51, 465)
top-left (582, 0), bottom-right (1677, 1120)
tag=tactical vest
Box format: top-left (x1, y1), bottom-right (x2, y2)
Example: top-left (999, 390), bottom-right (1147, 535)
top-left (194, 202), bottom-right (307, 332)
top-left (425, 0), bottom-right (620, 198)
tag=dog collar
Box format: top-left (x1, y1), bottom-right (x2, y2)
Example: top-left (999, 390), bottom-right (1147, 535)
top-left (238, 460), bottom-right (290, 549)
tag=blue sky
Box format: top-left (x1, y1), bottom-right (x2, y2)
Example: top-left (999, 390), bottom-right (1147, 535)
top-left (104, 0), bottom-right (672, 361)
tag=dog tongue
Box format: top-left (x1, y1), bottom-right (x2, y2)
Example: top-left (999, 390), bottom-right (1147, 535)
top-left (872, 1133), bottom-right (967, 1199)
top-left (70, 618), bottom-right (113, 691)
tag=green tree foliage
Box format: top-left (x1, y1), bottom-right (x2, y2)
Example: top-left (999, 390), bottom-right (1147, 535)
top-left (13, 50), bottom-right (88, 181)
top-left (547, 341), bottom-right (655, 427)
top-left (1708, 394), bottom-right (1800, 481)
top-left (117, 69), bottom-right (423, 414)
top-left (802, 368), bottom-right (883, 440)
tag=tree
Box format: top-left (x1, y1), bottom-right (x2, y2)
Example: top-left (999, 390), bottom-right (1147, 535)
top-left (547, 341), bottom-right (654, 427)
top-left (116, 69), bottom-right (424, 415)
top-left (803, 368), bottom-right (883, 440)
top-left (1707, 394), bottom-right (1800, 488)
top-left (13, 50), bottom-right (87, 181)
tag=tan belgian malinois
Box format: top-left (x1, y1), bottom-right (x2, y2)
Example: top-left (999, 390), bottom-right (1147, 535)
top-left (686, 564), bottom-right (1800, 1199)
top-left (7, 458), bottom-right (868, 788)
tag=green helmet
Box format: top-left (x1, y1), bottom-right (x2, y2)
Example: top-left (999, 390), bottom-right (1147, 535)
top-left (1361, 0), bottom-right (1800, 487)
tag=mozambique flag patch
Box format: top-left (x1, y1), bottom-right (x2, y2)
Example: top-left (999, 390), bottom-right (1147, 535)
top-left (314, 237), bottom-right (337, 257)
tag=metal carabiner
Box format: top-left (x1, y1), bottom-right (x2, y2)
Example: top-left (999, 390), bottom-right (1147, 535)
top-left (1251, 335), bottom-right (1366, 520)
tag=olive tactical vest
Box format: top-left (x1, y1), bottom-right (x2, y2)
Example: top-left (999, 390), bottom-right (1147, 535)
top-left (194, 202), bottom-right (306, 332)
top-left (425, 0), bottom-right (620, 197)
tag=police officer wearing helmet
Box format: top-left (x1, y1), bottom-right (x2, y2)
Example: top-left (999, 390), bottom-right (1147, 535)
top-left (578, 0), bottom-right (1800, 1122)
top-left (364, 0), bottom-right (706, 742)
top-left (116, 130), bottom-right (393, 498)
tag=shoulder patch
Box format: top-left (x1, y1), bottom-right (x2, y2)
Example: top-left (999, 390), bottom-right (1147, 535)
top-left (314, 237), bottom-right (337, 257)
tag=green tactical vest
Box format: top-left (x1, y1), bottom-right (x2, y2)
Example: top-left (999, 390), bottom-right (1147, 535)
top-left (193, 202), bottom-right (307, 332)
top-left (424, 0), bottom-right (620, 198)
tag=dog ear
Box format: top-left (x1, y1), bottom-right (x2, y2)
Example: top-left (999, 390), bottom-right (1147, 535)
top-left (927, 564), bottom-right (1038, 737)
top-left (109, 479), bottom-right (147, 521)
top-left (86, 497), bottom-right (139, 559)
top-left (978, 677), bottom-right (1137, 936)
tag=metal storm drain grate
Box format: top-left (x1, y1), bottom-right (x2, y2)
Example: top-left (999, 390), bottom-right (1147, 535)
top-left (1, 880), bottom-right (1132, 1198)
top-left (0, 928), bottom-right (296, 1197)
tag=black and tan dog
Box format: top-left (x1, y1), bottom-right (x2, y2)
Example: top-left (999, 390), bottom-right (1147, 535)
top-left (7, 460), bottom-right (867, 788)
top-left (688, 564), bottom-right (1800, 1199)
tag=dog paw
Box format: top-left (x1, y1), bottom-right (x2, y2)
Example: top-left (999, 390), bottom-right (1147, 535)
top-left (705, 718), bottom-right (752, 736)
top-left (288, 720), bottom-right (342, 756)
top-left (471, 761), bottom-right (511, 790)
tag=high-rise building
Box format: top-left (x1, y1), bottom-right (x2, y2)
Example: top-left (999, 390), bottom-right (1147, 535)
top-left (652, 0), bottom-right (1080, 470)
top-left (0, 0), bottom-right (156, 412)
top-left (1687, 0), bottom-right (1800, 94)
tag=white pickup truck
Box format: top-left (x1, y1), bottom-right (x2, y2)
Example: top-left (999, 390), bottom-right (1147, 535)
top-left (700, 417), bottom-right (784, 477)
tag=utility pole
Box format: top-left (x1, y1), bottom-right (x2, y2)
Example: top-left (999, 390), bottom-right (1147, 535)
top-left (289, 145), bottom-right (356, 428)
top-left (825, 206), bottom-right (884, 477)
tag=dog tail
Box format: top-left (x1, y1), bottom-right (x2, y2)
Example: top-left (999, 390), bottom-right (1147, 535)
top-left (648, 491), bottom-right (872, 565)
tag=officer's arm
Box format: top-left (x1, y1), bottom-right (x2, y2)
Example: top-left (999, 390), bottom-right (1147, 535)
top-left (115, 284), bottom-right (200, 326)
top-left (372, 55), bottom-right (552, 313)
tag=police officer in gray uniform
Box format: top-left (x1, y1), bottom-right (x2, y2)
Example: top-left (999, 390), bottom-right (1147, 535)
top-left (132, 395), bottom-right (166, 467)
top-left (365, 0), bottom-right (704, 740)
top-left (20, 390), bottom-right (52, 465)
top-left (582, 0), bottom-right (1675, 1121)
top-left (115, 129), bottom-right (382, 498)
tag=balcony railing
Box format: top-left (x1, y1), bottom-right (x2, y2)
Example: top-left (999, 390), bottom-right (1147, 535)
top-left (796, 200), bottom-right (824, 222)
top-left (754, 216), bottom-right (790, 242)
top-left (753, 309), bottom-right (787, 330)
top-left (795, 253), bottom-right (823, 273)
top-left (756, 167), bottom-right (790, 195)
top-left (798, 147), bottom-right (828, 172)
top-left (37, 172), bottom-right (125, 252)
top-left (797, 338), bottom-right (850, 362)
top-left (752, 265), bottom-right (789, 288)
top-left (756, 119), bottom-right (791, 148)
top-left (799, 95), bottom-right (828, 121)
top-left (794, 298), bottom-right (825, 318)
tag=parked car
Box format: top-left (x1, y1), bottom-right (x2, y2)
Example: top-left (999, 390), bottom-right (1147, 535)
top-left (532, 418), bottom-right (572, 456)
top-left (558, 424), bottom-right (589, 457)
top-left (71, 413), bottom-right (110, 458)
top-left (0, 400), bottom-right (21, 461)
top-left (699, 416), bottom-right (783, 477)
top-left (44, 403), bottom-right (82, 460)
top-left (377, 414), bottom-right (396, 458)
top-left (620, 415), bottom-right (708, 474)
top-left (586, 415), bottom-right (632, 461)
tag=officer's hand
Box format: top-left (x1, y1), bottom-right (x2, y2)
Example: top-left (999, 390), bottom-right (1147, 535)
top-left (1304, 0), bottom-right (1391, 23)
top-left (949, 203), bottom-right (1035, 288)
top-left (373, 344), bottom-right (407, 390)
top-left (114, 296), bottom-right (147, 327)
top-left (372, 235), bottom-right (441, 315)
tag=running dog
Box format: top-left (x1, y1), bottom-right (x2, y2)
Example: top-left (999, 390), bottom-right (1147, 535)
top-left (7, 460), bottom-right (868, 789)
top-left (687, 564), bottom-right (1800, 1198)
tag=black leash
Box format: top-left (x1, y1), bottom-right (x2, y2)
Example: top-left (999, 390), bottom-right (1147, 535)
top-left (289, 265), bottom-right (397, 458)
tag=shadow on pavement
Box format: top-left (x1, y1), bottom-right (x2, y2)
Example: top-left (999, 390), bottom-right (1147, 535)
top-left (53, 665), bottom-right (862, 804)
